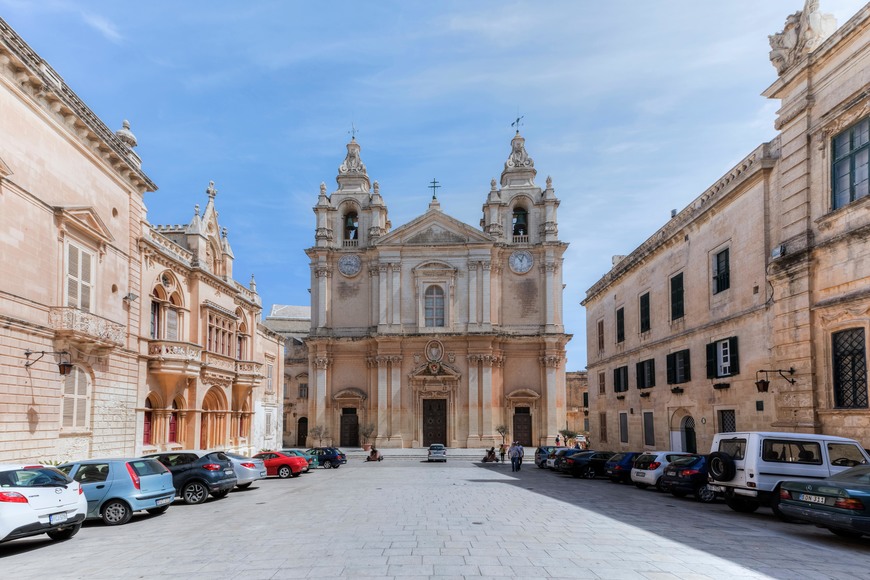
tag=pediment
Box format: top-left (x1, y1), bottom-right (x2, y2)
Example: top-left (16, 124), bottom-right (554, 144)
top-left (377, 210), bottom-right (493, 247)
top-left (333, 387), bottom-right (368, 402)
top-left (55, 206), bottom-right (114, 244)
top-left (506, 388), bottom-right (541, 401)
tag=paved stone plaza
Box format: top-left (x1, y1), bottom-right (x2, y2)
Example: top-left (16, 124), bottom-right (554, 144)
top-left (3, 454), bottom-right (870, 579)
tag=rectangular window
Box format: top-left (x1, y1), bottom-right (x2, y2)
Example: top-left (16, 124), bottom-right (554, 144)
top-left (666, 349), bottom-right (691, 384)
top-left (833, 328), bottom-right (868, 408)
top-left (265, 411), bottom-right (273, 436)
top-left (643, 411), bottom-right (655, 446)
top-left (619, 412), bottom-right (628, 443)
top-left (613, 366), bottom-right (629, 393)
top-left (639, 293), bottom-right (650, 333)
top-left (299, 383), bottom-right (309, 399)
top-left (582, 392), bottom-right (589, 408)
top-left (599, 412), bottom-right (607, 443)
top-left (62, 367), bottom-right (89, 429)
top-left (706, 337), bottom-right (739, 379)
top-left (832, 117), bottom-right (869, 209)
top-left (670, 273), bottom-right (684, 320)
top-left (598, 371), bottom-right (605, 395)
top-left (597, 320), bottom-right (605, 352)
top-left (761, 439), bottom-right (822, 465)
top-left (206, 312), bottom-right (236, 356)
top-left (66, 243), bottom-right (93, 312)
top-left (636, 359), bottom-right (655, 389)
top-left (712, 248), bottom-right (730, 294)
top-left (150, 301), bottom-right (160, 339)
top-left (718, 409), bottom-right (736, 433)
top-left (424, 285), bottom-right (445, 327)
top-left (616, 307), bottom-right (625, 343)
top-left (266, 364), bottom-right (274, 393)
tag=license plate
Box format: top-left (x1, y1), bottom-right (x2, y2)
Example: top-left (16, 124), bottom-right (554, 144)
top-left (259, 470), bottom-right (267, 477)
top-left (225, 469), bottom-right (234, 475)
top-left (635, 471), bottom-right (645, 477)
top-left (799, 493), bottom-right (826, 504)
top-left (49, 512), bottom-right (67, 525)
top-left (155, 497), bottom-right (172, 506)
top-left (666, 470), bottom-right (676, 476)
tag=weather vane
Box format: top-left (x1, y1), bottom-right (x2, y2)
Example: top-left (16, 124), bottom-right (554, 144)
top-left (511, 113), bottom-right (524, 133)
top-left (428, 178), bottom-right (441, 200)
top-left (348, 122), bottom-right (359, 140)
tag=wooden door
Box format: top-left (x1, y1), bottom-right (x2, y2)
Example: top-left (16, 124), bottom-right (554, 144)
top-left (423, 399), bottom-right (447, 447)
top-left (340, 412), bottom-right (359, 447)
top-left (513, 413), bottom-right (532, 447)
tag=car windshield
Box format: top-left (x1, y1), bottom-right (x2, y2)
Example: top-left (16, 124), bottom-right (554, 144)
top-left (669, 455), bottom-right (701, 467)
top-left (609, 453), bottom-right (626, 463)
top-left (829, 465), bottom-right (870, 483)
top-left (430, 445), bottom-right (445, 450)
top-left (0, 467), bottom-right (71, 487)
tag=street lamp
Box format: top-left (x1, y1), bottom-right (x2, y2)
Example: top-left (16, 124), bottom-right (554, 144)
top-left (24, 350), bottom-right (73, 375)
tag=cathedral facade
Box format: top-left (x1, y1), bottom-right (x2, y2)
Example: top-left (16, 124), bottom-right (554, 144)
top-left (304, 133), bottom-right (569, 448)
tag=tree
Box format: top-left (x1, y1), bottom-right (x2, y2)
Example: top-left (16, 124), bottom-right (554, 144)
top-left (311, 425), bottom-right (329, 446)
top-left (559, 428), bottom-right (578, 444)
top-left (359, 422), bottom-right (376, 445)
top-left (495, 424), bottom-right (509, 444)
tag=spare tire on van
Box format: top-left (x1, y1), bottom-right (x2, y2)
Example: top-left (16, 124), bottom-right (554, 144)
top-left (708, 451), bottom-right (736, 481)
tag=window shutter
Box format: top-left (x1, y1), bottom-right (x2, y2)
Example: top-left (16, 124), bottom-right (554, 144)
top-left (67, 244), bottom-right (80, 308)
top-left (666, 353), bottom-right (675, 384)
top-left (636, 362), bottom-right (643, 388)
top-left (649, 359), bottom-right (656, 387)
top-left (166, 309), bottom-right (179, 341)
top-left (683, 350), bottom-right (691, 382)
top-left (80, 251), bottom-right (92, 312)
top-left (729, 336), bottom-right (739, 375)
top-left (613, 368), bottom-right (619, 391)
top-left (706, 342), bottom-right (717, 379)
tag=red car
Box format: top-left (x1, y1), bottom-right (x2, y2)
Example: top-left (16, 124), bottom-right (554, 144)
top-left (253, 451), bottom-right (308, 478)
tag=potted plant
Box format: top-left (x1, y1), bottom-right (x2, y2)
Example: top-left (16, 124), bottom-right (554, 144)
top-left (360, 422), bottom-right (376, 451)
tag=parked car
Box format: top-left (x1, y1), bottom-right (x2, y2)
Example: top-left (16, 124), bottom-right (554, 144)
top-left (280, 449), bottom-right (315, 471)
top-left (604, 452), bottom-right (642, 483)
top-left (547, 448), bottom-right (577, 470)
top-left (706, 431), bottom-right (870, 518)
top-left (223, 453), bottom-right (267, 489)
top-left (306, 447), bottom-right (348, 468)
top-left (658, 455), bottom-right (716, 503)
top-left (631, 451), bottom-right (692, 490)
top-left (58, 458), bottom-right (175, 525)
top-left (143, 450), bottom-right (237, 504)
top-left (779, 465), bottom-right (870, 538)
top-left (564, 451), bottom-right (615, 479)
top-left (427, 444), bottom-right (447, 462)
top-left (253, 451), bottom-right (308, 478)
top-left (0, 464), bottom-right (87, 544)
top-left (535, 446), bottom-right (556, 468)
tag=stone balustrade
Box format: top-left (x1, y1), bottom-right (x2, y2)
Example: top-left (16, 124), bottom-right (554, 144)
top-left (49, 307), bottom-right (125, 347)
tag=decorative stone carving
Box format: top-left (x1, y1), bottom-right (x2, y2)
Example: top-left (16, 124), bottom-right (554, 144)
top-left (115, 120), bottom-right (137, 149)
top-left (314, 356), bottom-right (332, 370)
top-left (425, 340), bottom-right (444, 362)
top-left (339, 139), bottom-right (366, 175)
top-left (769, 1), bottom-right (836, 75)
top-left (506, 133), bottom-right (534, 170)
top-left (540, 355), bottom-right (562, 368)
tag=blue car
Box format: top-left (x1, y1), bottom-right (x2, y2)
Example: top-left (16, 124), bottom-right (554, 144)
top-left (604, 451), bottom-right (642, 483)
top-left (306, 447), bottom-right (347, 469)
top-left (59, 458), bottom-right (175, 525)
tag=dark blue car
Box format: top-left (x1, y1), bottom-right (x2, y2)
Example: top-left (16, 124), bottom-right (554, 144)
top-left (604, 452), bottom-right (642, 483)
top-left (306, 447), bottom-right (347, 469)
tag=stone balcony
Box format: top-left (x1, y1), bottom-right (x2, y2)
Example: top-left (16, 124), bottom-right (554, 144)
top-left (235, 360), bottom-right (263, 387)
top-left (50, 307), bottom-right (125, 352)
top-left (147, 340), bottom-right (202, 377)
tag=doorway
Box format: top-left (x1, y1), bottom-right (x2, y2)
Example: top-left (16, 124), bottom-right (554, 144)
top-left (513, 407), bottom-right (532, 446)
top-left (340, 408), bottom-right (359, 447)
top-left (422, 399), bottom-right (447, 446)
top-left (297, 417), bottom-right (308, 447)
top-left (681, 415), bottom-right (697, 453)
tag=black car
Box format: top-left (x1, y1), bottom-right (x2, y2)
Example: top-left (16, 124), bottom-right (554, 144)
top-left (535, 446), bottom-right (557, 468)
top-left (306, 447), bottom-right (347, 469)
top-left (548, 448), bottom-right (578, 471)
top-left (143, 450), bottom-right (237, 504)
top-left (604, 452), bottom-right (642, 483)
top-left (564, 451), bottom-right (616, 478)
top-left (659, 454), bottom-right (717, 503)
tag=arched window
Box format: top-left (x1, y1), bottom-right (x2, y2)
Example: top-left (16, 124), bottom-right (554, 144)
top-left (344, 212), bottom-right (359, 240)
top-left (150, 288), bottom-right (164, 339)
top-left (150, 281), bottom-right (183, 341)
top-left (62, 366), bottom-right (90, 429)
top-left (424, 285), bottom-right (445, 327)
top-left (512, 207), bottom-right (528, 237)
top-left (236, 309), bottom-right (248, 360)
top-left (143, 398), bottom-right (153, 445)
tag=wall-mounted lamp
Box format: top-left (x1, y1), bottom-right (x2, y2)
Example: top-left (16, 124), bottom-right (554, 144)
top-left (24, 350), bottom-right (73, 376)
top-left (122, 293), bottom-right (139, 303)
top-left (755, 368), bottom-right (796, 392)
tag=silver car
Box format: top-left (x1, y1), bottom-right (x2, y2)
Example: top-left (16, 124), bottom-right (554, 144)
top-left (58, 458), bottom-right (175, 525)
top-left (224, 452), bottom-right (267, 489)
top-left (427, 444), bottom-right (447, 462)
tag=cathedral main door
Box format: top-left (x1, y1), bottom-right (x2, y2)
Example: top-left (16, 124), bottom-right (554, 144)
top-left (340, 409), bottom-right (359, 447)
top-left (513, 408), bottom-right (532, 447)
top-left (422, 399), bottom-right (447, 446)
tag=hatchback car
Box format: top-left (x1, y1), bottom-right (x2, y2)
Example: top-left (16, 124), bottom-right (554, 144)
top-left (535, 446), bottom-right (556, 468)
top-left (427, 444), bottom-right (447, 462)
top-left (58, 458), bottom-right (175, 525)
top-left (631, 451), bottom-right (692, 490)
top-left (564, 451), bottom-right (615, 478)
top-left (658, 455), bottom-right (717, 503)
top-left (143, 450), bottom-right (237, 504)
top-left (604, 452), bottom-right (642, 483)
top-left (306, 447), bottom-right (348, 468)
top-left (253, 451), bottom-right (308, 478)
top-left (0, 464), bottom-right (87, 544)
top-left (547, 448), bottom-right (576, 470)
top-left (223, 453), bottom-right (267, 489)
top-left (779, 465), bottom-right (870, 538)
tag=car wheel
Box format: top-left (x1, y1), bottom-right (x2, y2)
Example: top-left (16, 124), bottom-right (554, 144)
top-left (655, 477), bottom-right (668, 492)
top-left (582, 466), bottom-right (596, 479)
top-left (538, 461), bottom-right (546, 469)
top-left (101, 499), bottom-right (132, 526)
top-left (324, 461), bottom-right (333, 469)
top-left (609, 477), bottom-right (619, 483)
top-left (181, 481), bottom-right (209, 504)
top-left (770, 486), bottom-right (796, 522)
top-left (634, 482), bottom-right (648, 489)
top-left (332, 461), bottom-right (341, 469)
top-left (211, 490), bottom-right (230, 499)
top-left (146, 506), bottom-right (170, 516)
top-left (725, 495), bottom-right (759, 513)
top-left (278, 465), bottom-right (292, 478)
top-left (696, 485), bottom-right (717, 503)
top-left (671, 490), bottom-right (688, 498)
top-left (830, 528), bottom-right (863, 539)
top-left (47, 523), bottom-right (81, 541)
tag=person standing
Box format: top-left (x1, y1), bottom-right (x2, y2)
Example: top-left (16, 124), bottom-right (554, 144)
top-left (499, 443), bottom-right (506, 463)
top-left (508, 442), bottom-right (520, 472)
top-left (555, 434), bottom-right (561, 446)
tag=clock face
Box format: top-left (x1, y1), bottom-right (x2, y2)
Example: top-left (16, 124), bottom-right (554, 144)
top-left (338, 254), bottom-right (361, 277)
top-left (509, 250), bottom-right (533, 274)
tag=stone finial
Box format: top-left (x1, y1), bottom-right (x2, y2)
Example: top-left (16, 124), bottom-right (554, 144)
top-left (373, 181), bottom-right (379, 194)
top-left (546, 176), bottom-right (553, 189)
top-left (320, 182), bottom-right (327, 195)
top-left (115, 119), bottom-right (137, 148)
top-left (206, 181), bottom-right (218, 198)
top-left (769, 0), bottom-right (836, 75)
top-left (194, 204), bottom-right (200, 216)
top-left (339, 138), bottom-right (367, 176)
top-left (250, 274), bottom-right (257, 291)
top-left (222, 227), bottom-right (228, 238)
top-left (490, 178), bottom-right (497, 191)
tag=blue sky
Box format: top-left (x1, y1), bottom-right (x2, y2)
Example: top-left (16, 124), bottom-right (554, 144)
top-left (2, 1), bottom-right (865, 370)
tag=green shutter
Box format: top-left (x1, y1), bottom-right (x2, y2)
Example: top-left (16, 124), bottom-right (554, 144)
top-left (729, 336), bottom-right (740, 375)
top-left (706, 343), bottom-right (717, 379)
top-left (666, 353), bottom-right (675, 384)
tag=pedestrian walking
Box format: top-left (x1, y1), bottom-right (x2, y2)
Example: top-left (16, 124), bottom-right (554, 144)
top-left (517, 443), bottom-right (524, 471)
top-left (508, 442), bottom-right (520, 472)
top-left (555, 434), bottom-right (561, 446)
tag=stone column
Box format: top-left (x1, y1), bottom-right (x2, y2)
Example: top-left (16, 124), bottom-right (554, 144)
top-left (468, 261), bottom-right (479, 326)
top-left (390, 356), bottom-right (403, 445)
top-left (375, 356), bottom-right (389, 446)
top-left (391, 264), bottom-right (401, 326)
top-left (482, 261), bottom-right (492, 326)
top-left (467, 355), bottom-right (480, 446)
top-left (315, 267), bottom-right (329, 329)
top-left (378, 264), bottom-right (389, 326)
top-left (544, 262), bottom-right (556, 330)
top-left (481, 356), bottom-right (495, 445)
top-left (541, 355), bottom-right (561, 444)
top-left (313, 356), bottom-right (330, 428)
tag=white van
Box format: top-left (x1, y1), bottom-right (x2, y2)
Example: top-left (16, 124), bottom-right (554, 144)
top-left (707, 431), bottom-right (870, 518)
